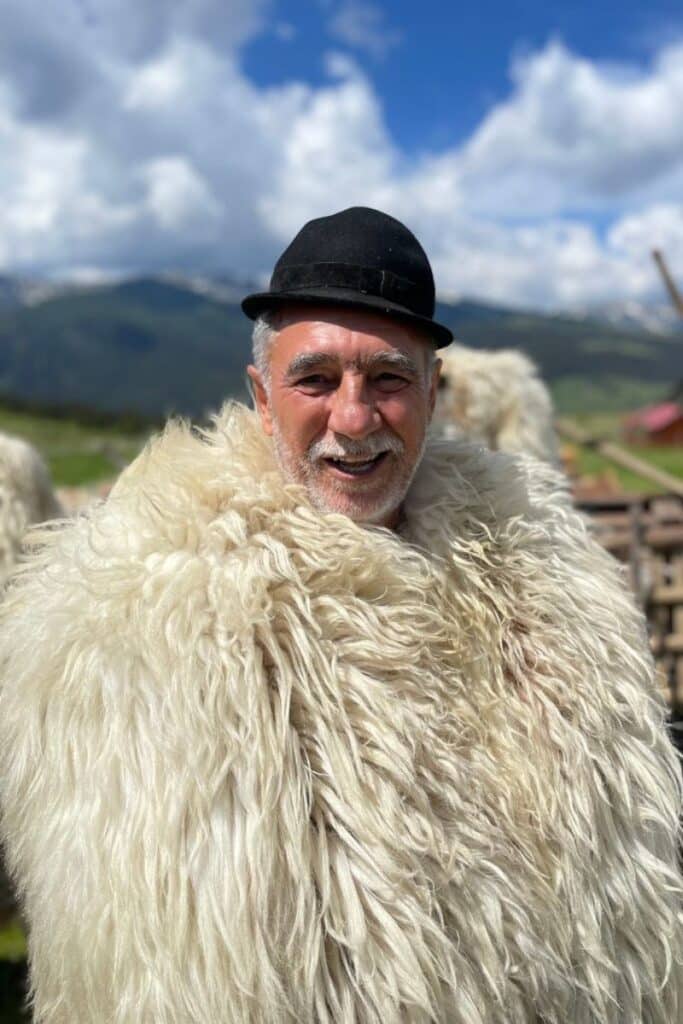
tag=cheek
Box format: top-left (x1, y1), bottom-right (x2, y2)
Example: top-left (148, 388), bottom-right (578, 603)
top-left (274, 394), bottom-right (329, 451)
top-left (378, 395), bottom-right (429, 448)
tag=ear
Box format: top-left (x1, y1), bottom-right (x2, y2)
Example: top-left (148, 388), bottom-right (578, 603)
top-left (247, 365), bottom-right (273, 436)
top-left (427, 357), bottom-right (442, 421)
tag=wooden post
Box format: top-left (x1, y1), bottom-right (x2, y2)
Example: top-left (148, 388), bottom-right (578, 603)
top-left (652, 249), bottom-right (683, 317)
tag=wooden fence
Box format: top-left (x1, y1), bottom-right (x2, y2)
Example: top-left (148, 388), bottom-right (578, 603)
top-left (577, 493), bottom-right (683, 718)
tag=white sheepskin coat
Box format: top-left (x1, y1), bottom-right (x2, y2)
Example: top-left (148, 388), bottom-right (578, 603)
top-left (435, 343), bottom-right (560, 465)
top-left (0, 403), bottom-right (681, 1024)
top-left (0, 432), bottom-right (62, 587)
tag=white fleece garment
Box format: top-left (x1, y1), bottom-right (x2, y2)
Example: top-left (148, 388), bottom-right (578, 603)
top-left (0, 403), bottom-right (680, 1023)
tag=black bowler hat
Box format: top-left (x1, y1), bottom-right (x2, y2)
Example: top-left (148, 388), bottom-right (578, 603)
top-left (241, 206), bottom-right (453, 348)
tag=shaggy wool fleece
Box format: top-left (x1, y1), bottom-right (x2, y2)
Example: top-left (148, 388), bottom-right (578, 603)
top-left (434, 343), bottom-right (559, 465)
top-left (0, 432), bottom-right (62, 587)
top-left (0, 432), bottom-right (62, 921)
top-left (0, 403), bottom-right (681, 1024)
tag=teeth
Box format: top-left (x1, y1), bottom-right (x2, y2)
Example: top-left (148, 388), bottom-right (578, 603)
top-left (329, 454), bottom-right (383, 474)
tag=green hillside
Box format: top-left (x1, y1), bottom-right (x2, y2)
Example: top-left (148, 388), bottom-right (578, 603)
top-left (0, 280), bottom-right (680, 418)
top-left (0, 402), bottom-right (148, 486)
top-left (0, 279), bottom-right (253, 419)
top-left (434, 302), bottom-right (683, 413)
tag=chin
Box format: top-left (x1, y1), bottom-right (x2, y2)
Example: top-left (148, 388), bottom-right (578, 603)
top-left (286, 451), bottom-right (418, 526)
top-left (310, 486), bottom-right (403, 526)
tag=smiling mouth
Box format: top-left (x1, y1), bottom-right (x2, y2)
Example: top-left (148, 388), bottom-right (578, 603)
top-left (323, 452), bottom-right (389, 477)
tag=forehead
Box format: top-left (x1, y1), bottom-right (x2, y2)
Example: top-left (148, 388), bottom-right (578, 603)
top-left (271, 305), bottom-right (432, 369)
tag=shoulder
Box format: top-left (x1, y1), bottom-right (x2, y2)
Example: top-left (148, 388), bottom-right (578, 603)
top-left (405, 437), bottom-right (638, 633)
top-left (28, 402), bottom-right (284, 556)
top-left (408, 439), bottom-right (657, 701)
top-left (0, 404), bottom-right (292, 646)
top-left (110, 401), bottom-right (284, 539)
top-left (405, 437), bottom-right (573, 542)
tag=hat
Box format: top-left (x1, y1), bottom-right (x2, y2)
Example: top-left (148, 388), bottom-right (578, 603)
top-left (241, 206), bottom-right (453, 348)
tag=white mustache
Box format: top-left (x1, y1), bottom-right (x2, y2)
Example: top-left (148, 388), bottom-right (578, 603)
top-left (308, 433), bottom-right (404, 461)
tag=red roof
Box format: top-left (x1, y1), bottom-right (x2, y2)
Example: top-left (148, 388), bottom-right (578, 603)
top-left (623, 402), bottom-right (683, 433)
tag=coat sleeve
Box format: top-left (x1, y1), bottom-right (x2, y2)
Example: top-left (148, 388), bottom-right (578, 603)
top-left (499, 458), bottom-right (683, 1017)
top-left (0, 492), bottom-right (227, 1022)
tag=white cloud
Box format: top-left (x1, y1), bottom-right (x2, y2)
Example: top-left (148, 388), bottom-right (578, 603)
top-left (123, 50), bottom-right (190, 111)
top-left (140, 157), bottom-right (222, 232)
top-left (1, 1), bottom-right (683, 310)
top-left (458, 41), bottom-right (683, 212)
top-left (256, 44), bottom-right (683, 308)
top-left (608, 204), bottom-right (683, 261)
top-left (259, 56), bottom-right (397, 239)
top-left (75, 0), bottom-right (270, 61)
top-left (327, 1), bottom-right (401, 60)
top-left (0, 95), bottom-right (128, 268)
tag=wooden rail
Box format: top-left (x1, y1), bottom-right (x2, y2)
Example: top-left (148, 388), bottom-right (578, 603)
top-left (557, 418), bottom-right (683, 496)
top-left (577, 493), bottom-right (683, 713)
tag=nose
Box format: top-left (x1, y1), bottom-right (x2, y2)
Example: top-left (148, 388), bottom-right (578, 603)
top-left (327, 373), bottom-right (381, 439)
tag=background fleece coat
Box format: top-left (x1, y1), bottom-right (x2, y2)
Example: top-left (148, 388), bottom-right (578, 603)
top-left (0, 403), bottom-right (681, 1024)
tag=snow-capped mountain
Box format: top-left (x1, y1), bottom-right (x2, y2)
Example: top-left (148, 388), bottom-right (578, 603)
top-left (564, 300), bottom-right (682, 335)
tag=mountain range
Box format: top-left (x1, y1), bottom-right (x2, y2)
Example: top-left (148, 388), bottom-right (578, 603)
top-left (0, 273), bottom-right (681, 418)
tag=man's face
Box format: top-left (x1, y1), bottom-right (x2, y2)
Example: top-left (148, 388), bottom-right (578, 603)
top-left (248, 306), bottom-right (441, 528)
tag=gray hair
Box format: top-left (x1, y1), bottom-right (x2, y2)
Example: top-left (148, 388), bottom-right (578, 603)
top-left (251, 309), bottom-right (437, 392)
top-left (251, 312), bottom-right (280, 390)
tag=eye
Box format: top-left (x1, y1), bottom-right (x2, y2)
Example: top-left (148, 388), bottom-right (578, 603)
top-left (374, 372), bottom-right (410, 392)
top-left (295, 374), bottom-right (336, 392)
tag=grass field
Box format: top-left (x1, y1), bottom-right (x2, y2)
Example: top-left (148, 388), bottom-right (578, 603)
top-left (551, 376), bottom-right (670, 416)
top-left (0, 921), bottom-right (25, 964)
top-left (0, 406), bottom-right (148, 487)
top-left (568, 411), bottom-right (683, 492)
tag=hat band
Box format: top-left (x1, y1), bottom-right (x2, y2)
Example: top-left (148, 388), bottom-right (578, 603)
top-left (273, 262), bottom-right (431, 316)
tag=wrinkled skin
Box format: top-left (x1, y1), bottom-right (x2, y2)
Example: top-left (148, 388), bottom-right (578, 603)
top-left (248, 305), bottom-right (441, 527)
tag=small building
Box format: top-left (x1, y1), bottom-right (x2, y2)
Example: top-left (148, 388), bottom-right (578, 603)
top-left (622, 402), bottom-right (683, 446)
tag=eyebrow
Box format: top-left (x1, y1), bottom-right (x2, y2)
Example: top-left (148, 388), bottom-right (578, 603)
top-left (285, 351), bottom-right (420, 379)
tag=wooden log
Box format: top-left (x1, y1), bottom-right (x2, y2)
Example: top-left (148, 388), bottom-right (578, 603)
top-left (592, 538), bottom-right (632, 554)
top-left (650, 497), bottom-right (683, 521)
top-left (674, 606), bottom-right (683, 636)
top-left (610, 511), bottom-right (681, 528)
top-left (651, 634), bottom-right (683, 655)
top-left (645, 526), bottom-right (683, 551)
top-left (557, 418), bottom-right (683, 497)
top-left (649, 585), bottom-right (683, 606)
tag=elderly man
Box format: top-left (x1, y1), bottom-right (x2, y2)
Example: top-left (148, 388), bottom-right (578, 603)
top-left (0, 207), bottom-right (681, 1024)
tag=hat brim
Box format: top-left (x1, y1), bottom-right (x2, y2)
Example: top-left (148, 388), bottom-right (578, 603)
top-left (241, 288), bottom-right (453, 349)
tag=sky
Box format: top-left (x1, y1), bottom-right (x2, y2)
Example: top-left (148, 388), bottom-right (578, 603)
top-left (2, 0), bottom-right (683, 310)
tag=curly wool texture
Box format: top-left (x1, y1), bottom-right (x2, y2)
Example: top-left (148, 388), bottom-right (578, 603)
top-left (435, 343), bottom-right (560, 465)
top-left (0, 432), bottom-right (62, 587)
top-left (0, 403), bottom-right (681, 1023)
top-left (0, 434), bottom-right (62, 916)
